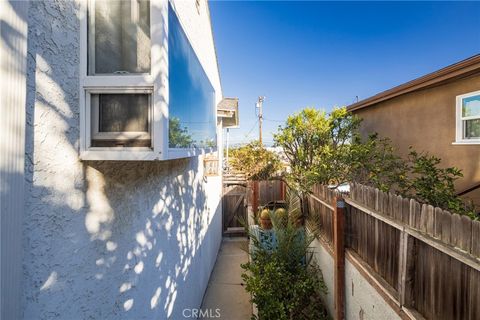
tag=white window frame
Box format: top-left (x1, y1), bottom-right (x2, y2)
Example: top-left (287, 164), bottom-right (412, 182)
top-left (79, 0), bottom-right (218, 161)
top-left (80, 0), bottom-right (166, 161)
top-left (454, 90), bottom-right (480, 145)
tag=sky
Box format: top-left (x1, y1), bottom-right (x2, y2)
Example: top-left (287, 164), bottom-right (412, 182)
top-left (209, 1), bottom-right (480, 146)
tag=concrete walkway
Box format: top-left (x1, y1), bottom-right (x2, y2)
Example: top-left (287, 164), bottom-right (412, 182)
top-left (201, 237), bottom-right (252, 320)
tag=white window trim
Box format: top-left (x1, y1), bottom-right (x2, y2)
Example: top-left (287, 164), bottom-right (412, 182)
top-left (454, 90), bottom-right (480, 145)
top-left (79, 0), bottom-right (168, 161)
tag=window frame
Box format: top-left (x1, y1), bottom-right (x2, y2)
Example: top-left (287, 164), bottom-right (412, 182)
top-left (454, 90), bottom-right (480, 145)
top-left (79, 0), bottom-right (219, 161)
top-left (80, 0), bottom-right (166, 161)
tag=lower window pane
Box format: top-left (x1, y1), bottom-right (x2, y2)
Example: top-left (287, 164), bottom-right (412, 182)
top-left (99, 94), bottom-right (149, 132)
top-left (91, 93), bottom-right (151, 148)
top-left (465, 119), bottom-right (480, 139)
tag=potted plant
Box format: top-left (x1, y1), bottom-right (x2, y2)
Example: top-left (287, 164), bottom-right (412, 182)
top-left (259, 208), bottom-right (272, 230)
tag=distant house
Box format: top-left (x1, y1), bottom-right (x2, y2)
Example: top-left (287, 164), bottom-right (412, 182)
top-left (348, 55), bottom-right (480, 207)
top-left (1, 1), bottom-right (234, 319)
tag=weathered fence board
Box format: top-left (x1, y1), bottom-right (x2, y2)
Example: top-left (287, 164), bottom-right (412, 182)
top-left (257, 180), bottom-right (285, 207)
top-left (412, 239), bottom-right (480, 320)
top-left (347, 206), bottom-right (400, 291)
top-left (307, 184), bottom-right (335, 245)
top-left (471, 220), bottom-right (480, 257)
top-left (313, 183), bottom-right (480, 320)
top-left (349, 184), bottom-right (480, 260)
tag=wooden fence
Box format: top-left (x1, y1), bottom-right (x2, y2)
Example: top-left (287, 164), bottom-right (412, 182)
top-left (307, 184), bottom-right (336, 244)
top-left (249, 180), bottom-right (286, 213)
top-left (222, 177), bottom-right (286, 235)
top-left (307, 183), bottom-right (480, 320)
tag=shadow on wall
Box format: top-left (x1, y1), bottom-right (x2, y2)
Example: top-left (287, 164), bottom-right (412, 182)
top-left (21, 1), bottom-right (222, 319)
top-left (82, 159), bottom-right (221, 319)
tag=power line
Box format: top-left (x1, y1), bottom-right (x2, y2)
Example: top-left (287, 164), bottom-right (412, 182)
top-left (263, 117), bottom-right (284, 123)
top-left (245, 119), bottom-right (259, 137)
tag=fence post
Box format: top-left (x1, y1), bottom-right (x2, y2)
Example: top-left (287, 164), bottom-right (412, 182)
top-left (253, 180), bottom-right (259, 213)
top-left (398, 229), bottom-right (415, 309)
top-left (333, 196), bottom-right (346, 320)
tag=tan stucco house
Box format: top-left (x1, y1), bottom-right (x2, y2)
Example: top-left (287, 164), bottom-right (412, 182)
top-left (348, 54), bottom-right (480, 206)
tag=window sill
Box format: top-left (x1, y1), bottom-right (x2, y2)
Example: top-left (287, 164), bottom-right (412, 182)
top-left (168, 147), bottom-right (217, 160)
top-left (80, 147), bottom-right (218, 161)
top-left (80, 149), bottom-right (160, 161)
top-left (452, 141), bottom-right (480, 145)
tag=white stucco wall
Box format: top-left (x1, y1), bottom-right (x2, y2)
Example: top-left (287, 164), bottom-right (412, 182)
top-left (311, 239), bottom-right (402, 320)
top-left (22, 1), bottom-right (223, 319)
top-left (344, 258), bottom-right (401, 320)
top-left (311, 238), bottom-right (335, 317)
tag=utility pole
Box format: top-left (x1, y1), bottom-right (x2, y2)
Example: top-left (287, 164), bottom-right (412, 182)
top-left (256, 96), bottom-right (265, 145)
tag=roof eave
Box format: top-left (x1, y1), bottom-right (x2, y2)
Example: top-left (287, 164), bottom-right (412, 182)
top-left (347, 54), bottom-right (480, 112)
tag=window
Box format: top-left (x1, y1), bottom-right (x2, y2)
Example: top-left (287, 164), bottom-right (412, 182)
top-left (81, 0), bottom-right (159, 160)
top-left (90, 91), bottom-right (152, 147)
top-left (456, 91), bottom-right (480, 144)
top-left (79, 1), bottom-right (219, 160)
top-left (168, 4), bottom-right (217, 149)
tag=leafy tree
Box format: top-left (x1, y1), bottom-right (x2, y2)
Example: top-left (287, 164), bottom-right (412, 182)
top-left (273, 107), bottom-right (363, 213)
top-left (348, 133), bottom-right (408, 193)
top-left (274, 107), bottom-right (477, 218)
top-left (169, 117), bottom-right (193, 148)
top-left (229, 140), bottom-right (282, 180)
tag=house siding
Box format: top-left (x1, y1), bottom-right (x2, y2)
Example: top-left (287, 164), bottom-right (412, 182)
top-left (353, 74), bottom-right (480, 206)
top-left (1, 1), bottom-right (29, 320)
top-left (21, 1), bottom-right (223, 319)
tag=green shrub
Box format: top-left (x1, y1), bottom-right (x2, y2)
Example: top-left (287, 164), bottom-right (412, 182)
top-left (242, 207), bottom-right (329, 320)
top-left (401, 149), bottom-right (476, 219)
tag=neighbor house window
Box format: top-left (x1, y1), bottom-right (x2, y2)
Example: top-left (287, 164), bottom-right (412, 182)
top-left (456, 91), bottom-right (480, 143)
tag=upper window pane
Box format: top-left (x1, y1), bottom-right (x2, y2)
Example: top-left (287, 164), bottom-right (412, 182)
top-left (88, 0), bottom-right (151, 75)
top-left (462, 94), bottom-right (480, 118)
top-left (168, 5), bottom-right (217, 149)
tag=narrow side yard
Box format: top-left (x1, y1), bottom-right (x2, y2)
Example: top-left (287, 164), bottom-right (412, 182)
top-left (201, 238), bottom-right (251, 320)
